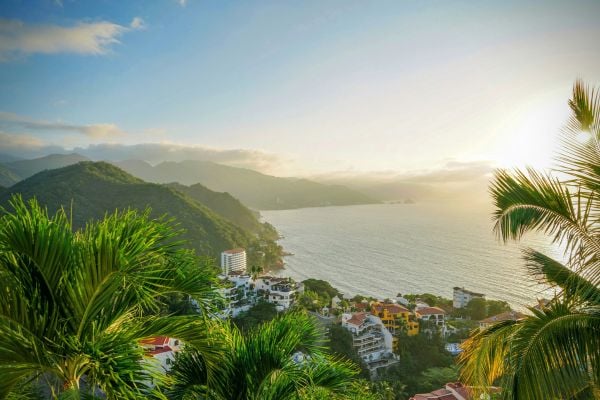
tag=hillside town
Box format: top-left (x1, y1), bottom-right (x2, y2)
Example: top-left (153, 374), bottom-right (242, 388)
top-left (139, 247), bottom-right (538, 398)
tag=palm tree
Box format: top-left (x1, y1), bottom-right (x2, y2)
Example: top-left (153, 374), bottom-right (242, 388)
top-left (0, 196), bottom-right (225, 399)
top-left (165, 312), bottom-right (358, 399)
top-left (459, 81), bottom-right (600, 399)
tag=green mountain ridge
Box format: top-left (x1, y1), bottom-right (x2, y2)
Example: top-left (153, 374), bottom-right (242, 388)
top-left (0, 162), bottom-right (257, 259)
top-left (0, 164), bottom-right (19, 187)
top-left (114, 159), bottom-right (378, 210)
top-left (165, 182), bottom-right (263, 234)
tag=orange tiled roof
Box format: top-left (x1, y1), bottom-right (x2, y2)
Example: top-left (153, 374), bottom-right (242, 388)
top-left (372, 302), bottom-right (409, 314)
top-left (346, 312), bottom-right (368, 326)
top-left (480, 311), bottom-right (526, 324)
top-left (417, 306), bottom-right (446, 315)
top-left (140, 336), bottom-right (169, 347)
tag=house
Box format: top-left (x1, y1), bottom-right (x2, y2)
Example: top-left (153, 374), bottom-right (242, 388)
top-left (341, 312), bottom-right (398, 376)
top-left (453, 287), bottom-right (485, 309)
top-left (140, 336), bottom-right (181, 372)
top-left (254, 276), bottom-right (301, 310)
top-left (416, 306), bottom-right (447, 335)
top-left (410, 382), bottom-right (500, 400)
top-left (371, 302), bottom-right (419, 336)
top-left (217, 272), bottom-right (254, 318)
top-left (479, 311), bottom-right (526, 330)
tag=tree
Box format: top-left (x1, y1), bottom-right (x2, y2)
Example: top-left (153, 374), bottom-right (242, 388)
top-left (459, 81), bottom-right (600, 399)
top-left (165, 312), bottom-right (358, 399)
top-left (0, 196), bottom-right (222, 398)
top-left (465, 297), bottom-right (487, 320)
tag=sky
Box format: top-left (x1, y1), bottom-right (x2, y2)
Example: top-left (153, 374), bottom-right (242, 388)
top-left (0, 0), bottom-right (599, 176)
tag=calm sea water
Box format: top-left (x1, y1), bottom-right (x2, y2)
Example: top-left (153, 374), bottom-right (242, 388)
top-left (261, 203), bottom-right (558, 309)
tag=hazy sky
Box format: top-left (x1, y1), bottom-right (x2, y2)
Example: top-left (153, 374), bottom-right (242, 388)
top-left (1, 0), bottom-right (599, 175)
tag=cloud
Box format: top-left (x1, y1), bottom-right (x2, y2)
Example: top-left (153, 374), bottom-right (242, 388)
top-left (0, 112), bottom-right (126, 139)
top-left (129, 17), bottom-right (146, 30)
top-left (0, 17), bottom-right (144, 61)
top-left (177, 0), bottom-right (188, 6)
top-left (0, 132), bottom-right (44, 150)
top-left (75, 143), bottom-right (285, 173)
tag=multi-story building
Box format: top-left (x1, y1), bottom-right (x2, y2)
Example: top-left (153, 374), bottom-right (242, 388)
top-left (341, 312), bottom-right (398, 376)
top-left (371, 302), bottom-right (419, 336)
top-left (254, 276), bottom-right (302, 310)
top-left (221, 248), bottom-right (247, 275)
top-left (217, 272), bottom-right (253, 318)
top-left (453, 287), bottom-right (485, 309)
top-left (416, 306), bottom-right (447, 336)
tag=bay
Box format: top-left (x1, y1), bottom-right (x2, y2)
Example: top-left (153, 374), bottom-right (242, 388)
top-left (261, 203), bottom-right (558, 309)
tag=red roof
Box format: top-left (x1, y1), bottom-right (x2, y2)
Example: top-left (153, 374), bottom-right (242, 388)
top-left (140, 336), bottom-right (169, 347)
top-left (346, 312), bottom-right (368, 326)
top-left (417, 306), bottom-right (446, 316)
top-left (223, 248), bottom-right (245, 254)
top-left (354, 302), bottom-right (369, 311)
top-left (480, 311), bottom-right (526, 324)
top-left (372, 303), bottom-right (409, 314)
top-left (148, 346), bottom-right (173, 356)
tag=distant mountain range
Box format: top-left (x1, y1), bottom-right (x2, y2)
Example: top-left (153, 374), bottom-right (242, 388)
top-left (114, 159), bottom-right (378, 210)
top-left (0, 154), bottom-right (378, 210)
top-left (0, 162), bottom-right (269, 259)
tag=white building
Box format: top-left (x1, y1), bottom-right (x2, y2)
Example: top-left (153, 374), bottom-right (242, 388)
top-left (140, 336), bottom-right (182, 373)
top-left (254, 276), bottom-right (301, 310)
top-left (217, 272), bottom-right (253, 318)
top-left (416, 306), bottom-right (447, 336)
top-left (341, 312), bottom-right (398, 376)
top-left (453, 287), bottom-right (485, 309)
top-left (221, 248), bottom-right (247, 275)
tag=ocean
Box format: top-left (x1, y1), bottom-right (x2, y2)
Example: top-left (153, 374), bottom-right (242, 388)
top-left (261, 203), bottom-right (559, 309)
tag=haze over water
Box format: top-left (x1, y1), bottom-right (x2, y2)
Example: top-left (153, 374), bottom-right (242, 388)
top-left (263, 203), bottom-right (558, 309)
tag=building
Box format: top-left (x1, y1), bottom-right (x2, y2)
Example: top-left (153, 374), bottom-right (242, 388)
top-left (217, 272), bottom-right (253, 318)
top-left (416, 306), bottom-right (447, 336)
top-left (221, 248), bottom-right (247, 275)
top-left (341, 312), bottom-right (398, 375)
top-left (410, 382), bottom-right (500, 400)
top-left (371, 302), bottom-right (419, 336)
top-left (254, 276), bottom-right (302, 310)
top-left (453, 287), bottom-right (485, 309)
top-left (140, 336), bottom-right (182, 373)
top-left (479, 310), bottom-right (526, 330)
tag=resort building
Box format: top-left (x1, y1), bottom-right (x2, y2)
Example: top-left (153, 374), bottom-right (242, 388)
top-left (410, 382), bottom-right (501, 400)
top-left (254, 276), bottom-right (302, 310)
top-left (140, 336), bottom-right (182, 373)
top-left (221, 248), bottom-right (247, 275)
top-left (341, 312), bottom-right (398, 376)
top-left (453, 287), bottom-right (485, 309)
top-left (479, 311), bottom-right (526, 330)
top-left (370, 302), bottom-right (419, 336)
top-left (415, 306), bottom-right (447, 336)
top-left (217, 272), bottom-right (253, 318)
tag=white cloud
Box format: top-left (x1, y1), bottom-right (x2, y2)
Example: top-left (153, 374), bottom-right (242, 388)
top-left (130, 17), bottom-right (146, 30)
top-left (177, 0), bottom-right (188, 7)
top-left (0, 112), bottom-right (126, 139)
top-left (0, 18), bottom-right (142, 61)
top-left (0, 132), bottom-right (45, 151)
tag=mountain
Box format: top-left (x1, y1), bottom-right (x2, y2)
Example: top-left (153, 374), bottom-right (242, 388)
top-left (0, 153), bottom-right (23, 163)
top-left (4, 153), bottom-right (90, 180)
top-left (0, 162), bottom-right (257, 258)
top-left (0, 164), bottom-right (19, 187)
top-left (114, 160), bottom-right (378, 210)
top-left (165, 182), bottom-right (264, 234)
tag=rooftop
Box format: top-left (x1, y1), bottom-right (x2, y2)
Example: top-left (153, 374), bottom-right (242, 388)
top-left (480, 311), bottom-right (526, 324)
top-left (346, 312), bottom-right (368, 326)
top-left (140, 336), bottom-right (169, 347)
top-left (148, 346), bottom-right (173, 356)
top-left (416, 306), bottom-right (446, 316)
top-left (222, 248), bottom-right (246, 254)
top-left (372, 302), bottom-right (409, 314)
top-left (453, 287), bottom-right (484, 297)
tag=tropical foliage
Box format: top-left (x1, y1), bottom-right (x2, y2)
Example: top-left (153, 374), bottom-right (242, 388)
top-left (459, 81), bottom-right (600, 399)
top-left (164, 312), bottom-right (358, 400)
top-left (0, 195), bottom-right (223, 399)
